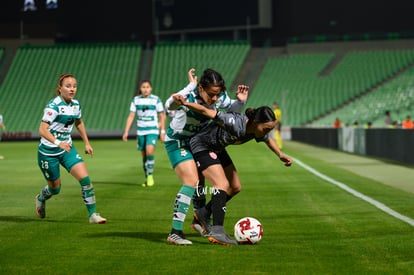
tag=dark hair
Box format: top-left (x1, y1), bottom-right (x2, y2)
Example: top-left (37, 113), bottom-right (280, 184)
top-left (245, 106), bottom-right (275, 123)
top-left (199, 68), bottom-right (226, 92)
top-left (137, 80), bottom-right (152, 95)
top-left (56, 73), bottom-right (75, 95)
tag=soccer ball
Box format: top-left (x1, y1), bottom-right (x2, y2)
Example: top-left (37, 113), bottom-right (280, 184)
top-left (234, 217), bottom-right (263, 244)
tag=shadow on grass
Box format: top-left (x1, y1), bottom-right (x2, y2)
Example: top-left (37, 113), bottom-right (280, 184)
top-left (0, 215), bottom-right (54, 222)
top-left (82, 231), bottom-right (208, 244)
top-left (93, 181), bottom-right (140, 186)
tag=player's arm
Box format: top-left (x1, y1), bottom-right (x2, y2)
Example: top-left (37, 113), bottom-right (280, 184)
top-left (225, 85), bottom-right (249, 112)
top-left (165, 68), bottom-right (198, 111)
top-left (39, 120), bottom-right (72, 152)
top-left (122, 112), bottom-right (135, 141)
top-left (264, 138), bottom-right (292, 167)
top-left (158, 110), bottom-right (166, 142)
top-left (75, 119), bottom-right (93, 156)
top-left (177, 97), bottom-right (217, 119)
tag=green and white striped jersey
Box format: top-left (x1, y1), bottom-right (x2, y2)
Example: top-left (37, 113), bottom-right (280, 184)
top-left (38, 95), bottom-right (81, 156)
top-left (165, 82), bottom-right (245, 142)
top-left (129, 94), bottom-right (164, 136)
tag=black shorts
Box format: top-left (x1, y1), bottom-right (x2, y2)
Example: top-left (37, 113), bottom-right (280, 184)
top-left (193, 150), bottom-right (233, 172)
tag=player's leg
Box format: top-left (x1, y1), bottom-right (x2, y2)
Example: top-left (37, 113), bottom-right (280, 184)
top-left (143, 134), bottom-right (157, 186)
top-left (202, 150), bottom-right (240, 221)
top-left (36, 152), bottom-right (62, 218)
top-left (199, 164), bottom-right (237, 246)
top-left (191, 174), bottom-right (207, 236)
top-left (137, 135), bottom-right (147, 185)
top-left (192, 150), bottom-right (237, 246)
top-left (165, 140), bottom-right (197, 245)
top-left (64, 147), bottom-right (106, 224)
top-left (275, 123), bottom-right (283, 150)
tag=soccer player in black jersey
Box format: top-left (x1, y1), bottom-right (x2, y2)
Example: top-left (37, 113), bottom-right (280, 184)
top-left (175, 96), bottom-right (292, 245)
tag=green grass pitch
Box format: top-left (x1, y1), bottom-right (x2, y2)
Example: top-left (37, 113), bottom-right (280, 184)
top-left (1, 139), bottom-right (414, 274)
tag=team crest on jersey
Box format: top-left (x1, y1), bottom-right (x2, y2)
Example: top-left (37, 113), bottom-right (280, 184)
top-left (47, 111), bottom-right (52, 116)
top-left (209, 151), bottom-right (217, 159)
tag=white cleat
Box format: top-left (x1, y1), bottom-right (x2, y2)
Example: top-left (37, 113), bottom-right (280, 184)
top-left (89, 213), bottom-right (107, 224)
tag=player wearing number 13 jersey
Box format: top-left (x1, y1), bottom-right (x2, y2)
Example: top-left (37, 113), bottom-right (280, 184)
top-left (35, 74), bottom-right (106, 224)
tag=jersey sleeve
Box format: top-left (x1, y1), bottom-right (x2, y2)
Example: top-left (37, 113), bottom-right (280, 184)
top-left (41, 103), bottom-right (58, 124)
top-left (156, 96), bottom-right (164, 112)
top-left (214, 112), bottom-right (245, 137)
top-left (129, 98), bottom-right (136, 113)
top-left (165, 82), bottom-right (197, 111)
top-left (216, 91), bottom-right (244, 113)
top-left (76, 101), bottom-right (82, 120)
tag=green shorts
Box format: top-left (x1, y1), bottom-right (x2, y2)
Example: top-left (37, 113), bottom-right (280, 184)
top-left (38, 146), bottom-right (84, 181)
top-left (137, 134), bottom-right (159, 151)
top-left (165, 139), bottom-right (194, 169)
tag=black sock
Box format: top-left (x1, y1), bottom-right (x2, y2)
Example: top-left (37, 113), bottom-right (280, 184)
top-left (211, 189), bottom-right (228, 226)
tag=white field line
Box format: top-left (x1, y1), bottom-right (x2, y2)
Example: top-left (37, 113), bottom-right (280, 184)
top-left (293, 157), bottom-right (414, 227)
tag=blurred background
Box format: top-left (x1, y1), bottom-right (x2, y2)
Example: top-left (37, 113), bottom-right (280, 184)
top-left (1, 0), bottom-right (414, 164)
top-left (1, 0), bottom-right (414, 45)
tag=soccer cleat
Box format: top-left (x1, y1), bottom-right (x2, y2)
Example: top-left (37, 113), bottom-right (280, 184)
top-left (191, 221), bottom-right (209, 237)
top-left (207, 225), bottom-right (238, 246)
top-left (89, 213), bottom-right (107, 224)
top-left (146, 174), bottom-right (155, 187)
top-left (35, 194), bottom-right (46, 219)
top-left (193, 208), bottom-right (211, 235)
top-left (167, 231), bottom-right (192, 245)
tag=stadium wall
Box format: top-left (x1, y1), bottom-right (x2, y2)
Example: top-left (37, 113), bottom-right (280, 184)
top-left (291, 128), bottom-right (414, 165)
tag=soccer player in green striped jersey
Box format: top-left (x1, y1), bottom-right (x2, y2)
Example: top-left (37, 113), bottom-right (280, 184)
top-left (123, 80), bottom-right (166, 187)
top-left (35, 74), bottom-right (106, 224)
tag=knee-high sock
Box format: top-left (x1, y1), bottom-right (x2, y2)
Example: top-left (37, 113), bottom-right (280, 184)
top-left (172, 184), bottom-right (195, 231)
top-left (205, 193), bottom-right (233, 218)
top-left (80, 176), bottom-right (96, 216)
top-left (145, 155), bottom-right (155, 176)
top-left (192, 183), bottom-right (206, 211)
top-left (211, 189), bottom-right (228, 226)
top-left (37, 185), bottom-right (61, 202)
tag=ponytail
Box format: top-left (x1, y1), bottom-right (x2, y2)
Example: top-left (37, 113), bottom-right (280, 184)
top-left (245, 106), bottom-right (275, 123)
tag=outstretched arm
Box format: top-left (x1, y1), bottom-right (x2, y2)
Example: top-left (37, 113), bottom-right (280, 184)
top-left (165, 68), bottom-right (198, 111)
top-left (227, 84), bottom-right (249, 112)
top-left (265, 138), bottom-right (292, 167)
top-left (174, 95), bottom-right (217, 119)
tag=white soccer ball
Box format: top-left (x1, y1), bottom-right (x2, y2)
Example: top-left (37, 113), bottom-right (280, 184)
top-left (234, 217), bottom-right (263, 244)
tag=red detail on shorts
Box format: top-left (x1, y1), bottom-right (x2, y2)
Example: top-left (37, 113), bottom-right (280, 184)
top-left (209, 151), bottom-right (217, 159)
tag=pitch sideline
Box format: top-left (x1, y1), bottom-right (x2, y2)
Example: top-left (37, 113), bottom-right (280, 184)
top-left (293, 157), bottom-right (414, 227)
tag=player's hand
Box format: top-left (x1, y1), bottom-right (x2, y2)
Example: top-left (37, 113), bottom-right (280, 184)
top-left (188, 68), bottom-right (197, 85)
top-left (236, 85), bottom-right (249, 102)
top-left (122, 133), bottom-right (128, 142)
top-left (279, 154), bottom-right (292, 167)
top-left (59, 141), bottom-right (72, 152)
top-left (173, 94), bottom-right (186, 105)
top-left (84, 144), bottom-right (94, 157)
top-left (159, 132), bottom-right (166, 143)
